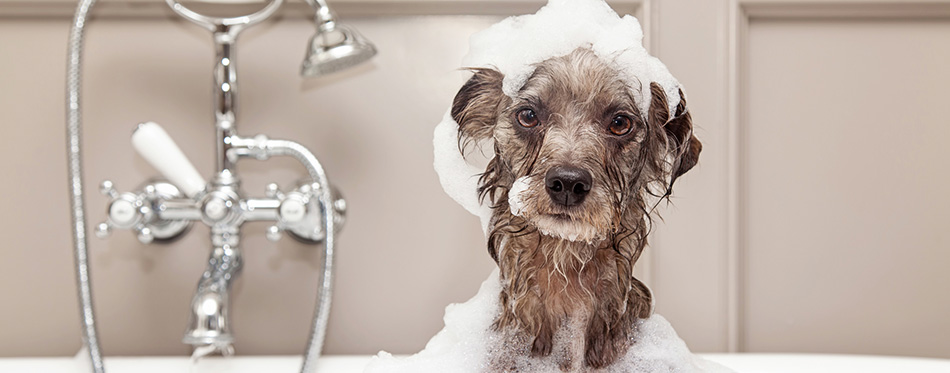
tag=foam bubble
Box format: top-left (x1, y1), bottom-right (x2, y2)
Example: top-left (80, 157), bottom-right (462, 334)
top-left (433, 110), bottom-right (494, 233)
top-left (365, 271), bottom-right (734, 373)
top-left (508, 176), bottom-right (532, 217)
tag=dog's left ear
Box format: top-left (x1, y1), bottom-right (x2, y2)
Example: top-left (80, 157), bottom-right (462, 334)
top-left (452, 68), bottom-right (506, 149)
top-left (648, 83), bottom-right (702, 188)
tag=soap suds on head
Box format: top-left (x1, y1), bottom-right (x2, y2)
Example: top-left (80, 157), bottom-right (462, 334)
top-left (434, 0), bottom-right (684, 226)
top-left (461, 0), bottom-right (682, 117)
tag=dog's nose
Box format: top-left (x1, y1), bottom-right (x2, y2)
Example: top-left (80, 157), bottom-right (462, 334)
top-left (545, 166), bottom-right (592, 207)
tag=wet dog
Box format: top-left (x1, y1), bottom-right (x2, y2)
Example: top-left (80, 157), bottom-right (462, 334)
top-left (451, 48), bottom-right (701, 371)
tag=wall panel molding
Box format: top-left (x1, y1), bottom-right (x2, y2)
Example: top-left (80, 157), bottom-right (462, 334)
top-left (0, 0), bottom-right (642, 18)
top-left (743, 0), bottom-right (950, 18)
top-left (725, 0), bottom-right (950, 353)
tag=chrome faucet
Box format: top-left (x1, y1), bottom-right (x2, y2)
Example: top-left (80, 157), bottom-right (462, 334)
top-left (81, 0), bottom-right (371, 370)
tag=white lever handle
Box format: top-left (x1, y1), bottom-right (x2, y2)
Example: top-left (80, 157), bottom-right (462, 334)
top-left (131, 122), bottom-right (205, 198)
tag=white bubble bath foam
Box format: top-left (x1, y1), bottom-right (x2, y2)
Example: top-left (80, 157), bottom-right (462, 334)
top-left (367, 0), bottom-right (736, 371)
top-left (366, 269), bottom-right (733, 373)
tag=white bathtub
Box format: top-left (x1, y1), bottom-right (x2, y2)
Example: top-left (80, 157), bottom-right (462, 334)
top-left (1, 354), bottom-right (949, 372)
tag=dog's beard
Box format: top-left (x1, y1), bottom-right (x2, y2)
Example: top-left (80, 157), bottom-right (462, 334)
top-left (532, 215), bottom-right (605, 243)
top-left (508, 175), bottom-right (611, 244)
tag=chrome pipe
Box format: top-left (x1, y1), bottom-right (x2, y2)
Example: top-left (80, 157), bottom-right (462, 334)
top-left (156, 199), bottom-right (203, 221)
top-left (66, 0), bottom-right (104, 371)
top-left (214, 34), bottom-right (238, 174)
top-left (302, 0), bottom-right (336, 26)
top-left (157, 197), bottom-right (282, 222)
top-left (243, 198), bottom-right (281, 221)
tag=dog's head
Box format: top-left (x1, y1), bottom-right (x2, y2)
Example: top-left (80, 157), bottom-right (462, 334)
top-left (452, 48), bottom-right (701, 256)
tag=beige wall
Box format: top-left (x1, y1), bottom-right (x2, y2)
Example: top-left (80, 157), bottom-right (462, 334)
top-left (1, 0), bottom-right (948, 359)
top-left (743, 16), bottom-right (950, 357)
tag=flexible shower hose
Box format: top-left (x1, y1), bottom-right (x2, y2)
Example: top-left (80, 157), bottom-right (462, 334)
top-left (263, 140), bottom-right (337, 373)
top-left (66, 2), bottom-right (336, 372)
top-left (66, 0), bottom-right (104, 372)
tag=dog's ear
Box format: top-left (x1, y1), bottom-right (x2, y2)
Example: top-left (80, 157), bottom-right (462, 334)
top-left (648, 83), bottom-right (702, 188)
top-left (452, 68), bottom-right (505, 149)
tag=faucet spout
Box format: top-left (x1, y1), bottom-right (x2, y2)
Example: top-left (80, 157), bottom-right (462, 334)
top-left (183, 226), bottom-right (242, 353)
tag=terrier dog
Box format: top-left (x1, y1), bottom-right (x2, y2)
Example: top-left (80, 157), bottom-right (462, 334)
top-left (451, 48), bottom-right (701, 371)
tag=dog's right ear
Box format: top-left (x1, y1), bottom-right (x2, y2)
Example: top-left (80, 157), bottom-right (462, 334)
top-left (452, 68), bottom-right (505, 149)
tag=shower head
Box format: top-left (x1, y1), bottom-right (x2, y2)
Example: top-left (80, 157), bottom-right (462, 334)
top-left (301, 24), bottom-right (377, 77)
top-left (300, 0), bottom-right (377, 77)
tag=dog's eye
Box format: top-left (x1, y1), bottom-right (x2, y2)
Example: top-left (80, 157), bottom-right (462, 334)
top-left (517, 109), bottom-right (540, 128)
top-left (608, 115), bottom-right (633, 136)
